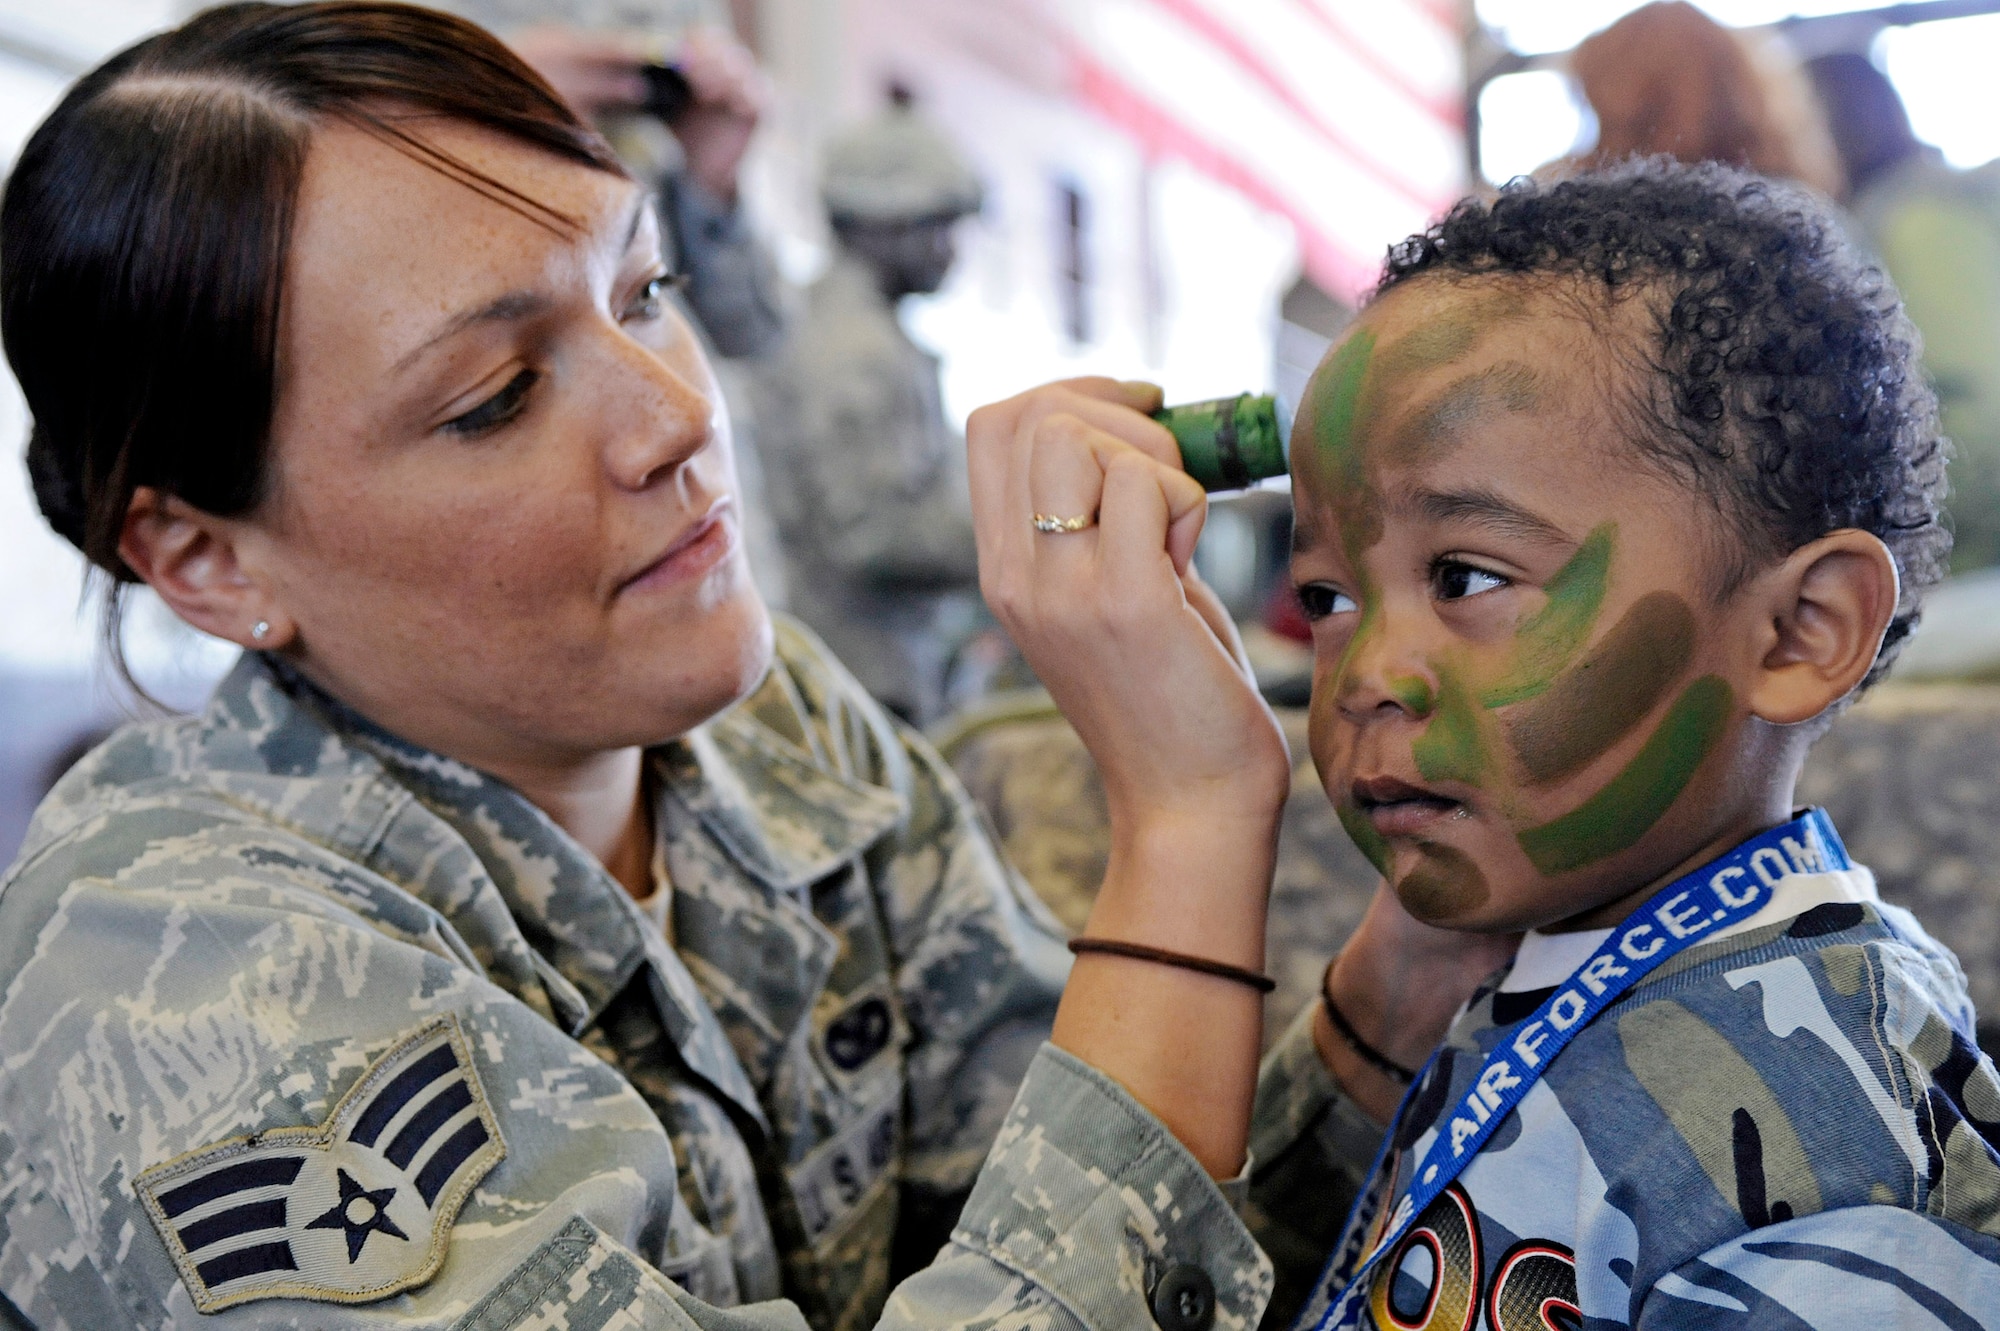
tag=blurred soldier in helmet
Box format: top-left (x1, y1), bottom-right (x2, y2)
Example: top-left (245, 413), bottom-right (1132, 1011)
top-left (753, 92), bottom-right (987, 725)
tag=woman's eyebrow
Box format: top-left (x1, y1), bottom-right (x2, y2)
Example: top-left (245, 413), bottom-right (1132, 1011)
top-left (394, 196), bottom-right (657, 375)
top-left (393, 289), bottom-right (552, 373)
top-left (1408, 486), bottom-right (1573, 547)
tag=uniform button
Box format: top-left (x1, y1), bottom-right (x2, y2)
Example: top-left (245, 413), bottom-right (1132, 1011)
top-left (1151, 1264), bottom-right (1216, 1331)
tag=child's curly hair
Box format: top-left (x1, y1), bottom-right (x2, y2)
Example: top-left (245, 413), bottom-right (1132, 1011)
top-left (1379, 157), bottom-right (1948, 686)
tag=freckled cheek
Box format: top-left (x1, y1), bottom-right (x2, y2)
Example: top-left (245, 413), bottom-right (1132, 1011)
top-left (297, 479), bottom-right (603, 620)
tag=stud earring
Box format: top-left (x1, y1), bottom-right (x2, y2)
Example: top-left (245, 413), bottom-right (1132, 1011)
top-left (250, 620), bottom-right (271, 642)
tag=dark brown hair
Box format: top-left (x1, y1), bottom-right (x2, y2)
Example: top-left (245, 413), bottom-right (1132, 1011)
top-left (2, 2), bottom-right (624, 675)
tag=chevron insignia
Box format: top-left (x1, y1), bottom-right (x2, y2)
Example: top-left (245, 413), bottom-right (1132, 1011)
top-left (135, 1015), bottom-right (505, 1312)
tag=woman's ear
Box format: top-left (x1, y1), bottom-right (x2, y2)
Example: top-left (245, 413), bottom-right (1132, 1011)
top-left (1744, 529), bottom-right (1899, 726)
top-left (119, 487), bottom-right (294, 649)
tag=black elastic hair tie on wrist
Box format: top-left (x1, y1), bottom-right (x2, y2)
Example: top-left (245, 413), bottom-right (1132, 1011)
top-left (1320, 962), bottom-right (1417, 1085)
top-left (1067, 937), bottom-right (1277, 993)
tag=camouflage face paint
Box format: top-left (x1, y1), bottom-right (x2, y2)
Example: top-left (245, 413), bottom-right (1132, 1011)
top-left (1337, 800), bottom-right (1394, 876)
top-left (1391, 676), bottom-right (1437, 714)
top-left (1389, 362), bottom-right (1542, 465)
top-left (1413, 665), bottom-right (1493, 787)
top-left (1478, 524), bottom-right (1616, 709)
top-left (1515, 675), bottom-right (1733, 875)
top-left (1397, 843), bottom-right (1490, 922)
top-left (1303, 329), bottom-right (1378, 490)
top-left (1505, 592), bottom-right (1698, 784)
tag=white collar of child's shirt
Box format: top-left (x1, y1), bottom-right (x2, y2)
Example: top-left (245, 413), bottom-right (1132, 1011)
top-left (1500, 866), bottom-right (1881, 994)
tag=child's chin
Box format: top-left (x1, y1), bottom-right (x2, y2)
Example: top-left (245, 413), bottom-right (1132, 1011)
top-left (1392, 841), bottom-right (1493, 924)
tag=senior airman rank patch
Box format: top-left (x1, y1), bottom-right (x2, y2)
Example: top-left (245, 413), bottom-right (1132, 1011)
top-left (134, 1015), bottom-right (505, 1312)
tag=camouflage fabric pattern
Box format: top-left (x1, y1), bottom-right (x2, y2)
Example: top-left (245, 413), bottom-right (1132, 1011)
top-left (0, 617), bottom-right (1079, 1329)
top-left (1264, 872), bottom-right (2000, 1329)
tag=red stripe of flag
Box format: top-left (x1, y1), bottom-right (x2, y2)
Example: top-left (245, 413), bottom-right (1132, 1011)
top-left (1069, 45), bottom-right (1389, 299)
top-left (1284, 0), bottom-right (1465, 128)
top-left (1135, 0), bottom-right (1453, 215)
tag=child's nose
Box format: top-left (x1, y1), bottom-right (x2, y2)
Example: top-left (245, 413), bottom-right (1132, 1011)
top-left (1335, 618), bottom-right (1438, 723)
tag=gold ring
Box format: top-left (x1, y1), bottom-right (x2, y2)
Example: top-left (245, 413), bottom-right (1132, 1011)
top-left (1032, 512), bottom-right (1096, 534)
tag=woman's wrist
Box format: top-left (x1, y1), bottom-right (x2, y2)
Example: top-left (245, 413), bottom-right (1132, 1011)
top-left (1088, 809), bottom-right (1281, 971)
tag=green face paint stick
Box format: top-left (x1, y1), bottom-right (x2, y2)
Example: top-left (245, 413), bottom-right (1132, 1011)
top-left (1156, 393), bottom-right (1292, 492)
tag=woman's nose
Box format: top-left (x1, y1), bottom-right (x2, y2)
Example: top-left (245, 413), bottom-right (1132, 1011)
top-left (602, 336), bottom-right (716, 491)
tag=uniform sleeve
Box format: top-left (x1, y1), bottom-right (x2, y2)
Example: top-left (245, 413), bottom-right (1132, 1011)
top-left (1242, 1004), bottom-right (1389, 1330)
top-left (884, 1046), bottom-right (1275, 1331)
top-left (1635, 1205), bottom-right (2000, 1328)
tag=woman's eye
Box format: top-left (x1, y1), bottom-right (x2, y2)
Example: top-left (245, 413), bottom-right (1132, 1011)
top-left (1434, 561), bottom-right (1508, 601)
top-left (1297, 584), bottom-right (1359, 620)
top-left (621, 272), bottom-right (686, 323)
top-left (442, 369), bottom-right (539, 438)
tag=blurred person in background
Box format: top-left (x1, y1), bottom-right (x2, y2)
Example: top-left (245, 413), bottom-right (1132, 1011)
top-left (751, 94), bottom-right (987, 726)
top-left (1569, 0), bottom-right (1844, 198)
top-left (1810, 52), bottom-right (2000, 575)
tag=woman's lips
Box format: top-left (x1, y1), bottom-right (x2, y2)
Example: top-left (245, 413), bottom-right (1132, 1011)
top-left (621, 503), bottom-right (737, 594)
top-left (1352, 774), bottom-right (1465, 837)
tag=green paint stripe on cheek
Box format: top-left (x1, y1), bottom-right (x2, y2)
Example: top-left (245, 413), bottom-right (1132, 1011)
top-left (1515, 674), bottom-right (1733, 876)
top-left (1505, 591), bottom-right (1698, 784)
top-left (1413, 666), bottom-right (1489, 786)
top-left (1480, 523), bottom-right (1616, 708)
top-left (1337, 801), bottom-right (1392, 875)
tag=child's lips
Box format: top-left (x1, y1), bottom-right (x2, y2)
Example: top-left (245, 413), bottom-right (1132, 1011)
top-left (1351, 775), bottom-right (1466, 837)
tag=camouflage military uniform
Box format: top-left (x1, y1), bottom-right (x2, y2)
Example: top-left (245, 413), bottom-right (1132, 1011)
top-left (752, 255), bottom-right (982, 725)
top-left (0, 618), bottom-right (1154, 1329)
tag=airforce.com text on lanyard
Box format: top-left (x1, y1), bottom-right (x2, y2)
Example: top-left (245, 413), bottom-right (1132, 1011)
top-left (1315, 808), bottom-right (1852, 1331)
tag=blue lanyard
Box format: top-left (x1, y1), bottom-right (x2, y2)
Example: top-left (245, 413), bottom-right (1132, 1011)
top-left (1313, 808), bottom-right (1852, 1331)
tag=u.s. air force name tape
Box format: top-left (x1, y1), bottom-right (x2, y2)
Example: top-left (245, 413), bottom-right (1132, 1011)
top-left (1316, 808), bottom-right (1852, 1331)
top-left (135, 1014), bottom-right (505, 1312)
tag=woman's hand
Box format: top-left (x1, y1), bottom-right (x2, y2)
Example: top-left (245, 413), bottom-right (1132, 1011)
top-left (966, 377), bottom-right (1291, 837)
top-left (1317, 885), bottom-right (1521, 1122)
top-left (966, 377), bottom-right (1291, 1177)
top-left (508, 27), bottom-right (651, 119)
top-left (507, 27), bottom-right (763, 205)
top-left (671, 29), bottom-right (765, 205)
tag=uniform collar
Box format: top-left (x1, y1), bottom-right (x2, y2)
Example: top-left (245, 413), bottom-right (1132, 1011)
top-left (200, 652), bottom-right (904, 1123)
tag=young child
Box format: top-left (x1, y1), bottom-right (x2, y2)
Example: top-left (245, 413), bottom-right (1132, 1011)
top-left (1236, 158), bottom-right (2000, 1328)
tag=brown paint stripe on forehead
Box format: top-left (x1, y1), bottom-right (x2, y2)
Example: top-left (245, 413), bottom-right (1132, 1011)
top-left (1357, 286), bottom-right (1537, 465)
top-left (1390, 361), bottom-right (1543, 465)
top-left (1369, 286), bottom-right (1531, 386)
top-left (1504, 591), bottom-right (1698, 785)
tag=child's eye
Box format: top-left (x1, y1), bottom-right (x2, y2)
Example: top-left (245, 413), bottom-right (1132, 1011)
top-left (621, 271), bottom-right (686, 323)
top-left (442, 368), bottom-right (539, 438)
top-left (1297, 583), bottom-right (1359, 620)
top-left (1433, 561), bottom-right (1508, 601)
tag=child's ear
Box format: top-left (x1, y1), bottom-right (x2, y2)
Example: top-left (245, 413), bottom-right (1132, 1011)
top-left (1744, 529), bottom-right (1899, 726)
